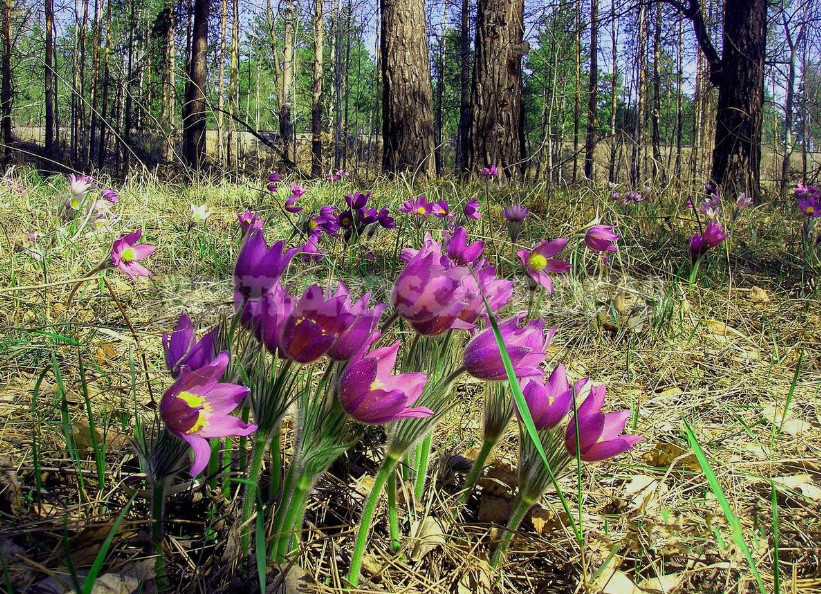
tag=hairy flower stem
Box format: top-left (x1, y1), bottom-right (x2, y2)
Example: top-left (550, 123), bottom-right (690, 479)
top-left (151, 478), bottom-right (169, 590)
top-left (275, 475), bottom-right (312, 561)
top-left (346, 454), bottom-right (401, 587)
top-left (413, 432), bottom-right (432, 501)
top-left (688, 258), bottom-right (702, 284)
top-left (269, 428), bottom-right (282, 501)
top-left (458, 436), bottom-right (498, 507)
top-left (489, 494), bottom-right (535, 569)
top-left (387, 470), bottom-right (401, 553)
top-left (241, 436), bottom-right (268, 555)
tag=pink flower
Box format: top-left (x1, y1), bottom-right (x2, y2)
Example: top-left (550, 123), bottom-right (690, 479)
top-left (463, 198), bottom-right (482, 220)
top-left (516, 238), bottom-right (570, 294)
top-left (565, 384), bottom-right (642, 462)
top-left (584, 225), bottom-right (619, 254)
top-left (109, 230), bottom-right (156, 280)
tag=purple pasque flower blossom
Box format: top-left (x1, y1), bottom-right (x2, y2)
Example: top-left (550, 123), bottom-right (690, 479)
top-left (337, 209), bottom-right (355, 231)
top-left (337, 341), bottom-right (432, 424)
top-left (327, 285), bottom-right (386, 360)
top-left (503, 203), bottom-right (530, 243)
top-left (109, 229), bottom-right (156, 280)
top-left (516, 238), bottom-right (571, 294)
top-left (376, 207), bottom-right (396, 229)
top-left (736, 193), bottom-right (751, 209)
top-left (564, 383), bottom-right (642, 462)
top-left (238, 210), bottom-right (264, 233)
top-left (234, 231), bottom-right (298, 300)
top-left (515, 364), bottom-right (576, 430)
top-left (307, 205), bottom-right (339, 237)
top-left (689, 220), bottom-right (727, 261)
top-left (284, 194), bottom-right (302, 213)
top-left (300, 234), bottom-right (324, 262)
top-left (160, 352), bottom-right (256, 476)
top-left (68, 174), bottom-right (95, 208)
top-left (445, 226), bottom-right (484, 266)
top-left (610, 192), bottom-right (621, 201)
top-left (290, 183), bottom-right (306, 198)
top-left (249, 282), bottom-right (293, 353)
top-left (100, 188), bottom-right (119, 204)
top-left (163, 314), bottom-right (217, 378)
top-left (345, 191), bottom-right (370, 210)
top-left (480, 164), bottom-right (498, 179)
top-left (278, 284), bottom-right (357, 364)
top-left (392, 234), bottom-right (468, 327)
top-left (584, 225), bottom-right (619, 254)
top-left (463, 198), bottom-right (482, 220)
top-left (431, 199), bottom-right (450, 218)
top-left (400, 195), bottom-right (433, 218)
top-left (268, 172), bottom-right (281, 183)
top-left (463, 314), bottom-right (554, 382)
top-left (797, 183), bottom-right (821, 217)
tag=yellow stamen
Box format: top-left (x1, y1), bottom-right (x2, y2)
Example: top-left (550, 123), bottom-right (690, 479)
top-left (416, 207), bottom-right (426, 215)
top-left (120, 247), bottom-right (137, 262)
top-left (806, 206), bottom-right (815, 215)
top-left (177, 391), bottom-right (211, 434)
top-left (370, 378), bottom-right (385, 391)
top-left (528, 253), bottom-right (547, 271)
top-left (309, 219), bottom-right (318, 229)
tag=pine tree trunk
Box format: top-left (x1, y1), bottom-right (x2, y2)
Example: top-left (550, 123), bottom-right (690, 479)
top-left (651, 3), bottom-right (663, 184)
top-left (96, 0), bottom-right (112, 169)
top-left (630, 3), bottom-right (647, 186)
top-left (45, 0), bottom-right (55, 155)
top-left (572, 4), bottom-right (581, 182)
top-left (216, 0), bottom-right (228, 166)
top-left (469, 0), bottom-right (525, 181)
top-left (182, 0), bottom-right (208, 170)
top-left (87, 0), bottom-right (102, 166)
top-left (434, 17), bottom-right (445, 176)
top-left (380, 0), bottom-right (435, 177)
top-left (779, 20), bottom-right (801, 197)
top-left (228, 0), bottom-right (238, 170)
top-left (1, 0), bottom-right (11, 165)
top-left (311, 0), bottom-right (324, 177)
top-left (608, 0), bottom-right (617, 183)
top-left (674, 16), bottom-right (683, 178)
top-left (280, 0), bottom-right (295, 165)
top-left (454, 0), bottom-right (470, 176)
top-left (583, 0), bottom-right (598, 180)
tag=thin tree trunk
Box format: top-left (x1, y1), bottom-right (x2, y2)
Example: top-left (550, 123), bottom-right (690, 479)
top-left (217, 0), bottom-right (228, 166)
top-left (455, 0), bottom-right (470, 175)
top-left (45, 0), bottom-right (55, 156)
top-left (572, 3), bottom-right (581, 182)
top-left (311, 0), bottom-right (324, 177)
top-left (228, 0), bottom-right (239, 170)
top-left (779, 18), bottom-right (802, 197)
top-left (97, 0), bottom-right (112, 169)
top-left (651, 2), bottom-right (663, 184)
top-left (674, 15), bottom-right (683, 178)
top-left (280, 0), bottom-right (295, 165)
top-left (608, 0), bottom-right (618, 183)
top-left (584, 0), bottom-right (598, 180)
top-left (182, 0), bottom-right (209, 170)
top-left (630, 3), bottom-right (647, 185)
top-left (434, 16), bottom-right (445, 176)
top-left (87, 0), bottom-right (102, 166)
top-left (380, 0), bottom-right (436, 177)
top-left (0, 0), bottom-right (11, 165)
top-left (123, 0), bottom-right (135, 174)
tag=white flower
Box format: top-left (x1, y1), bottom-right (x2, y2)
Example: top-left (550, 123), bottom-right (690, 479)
top-left (191, 204), bottom-right (212, 224)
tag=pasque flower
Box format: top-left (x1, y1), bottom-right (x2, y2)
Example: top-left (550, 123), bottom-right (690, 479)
top-left (431, 199), bottom-right (450, 218)
top-left (279, 284), bottom-right (357, 363)
top-left (689, 220), bottom-right (726, 261)
top-left (463, 198), bottom-right (482, 220)
top-left (400, 195), bottom-right (432, 217)
top-left (481, 164), bottom-right (498, 179)
top-left (238, 210), bottom-right (264, 233)
top-left (345, 191), bottom-right (369, 210)
top-left (191, 204), bottom-right (212, 223)
top-left (284, 194), bottom-right (302, 213)
top-left (327, 286), bottom-right (386, 361)
top-left (163, 314), bottom-right (217, 378)
top-left (234, 231), bottom-right (298, 300)
top-left (109, 229), bottom-right (156, 280)
top-left (251, 282), bottom-right (293, 353)
top-left (463, 315), bottom-right (553, 381)
top-left (68, 174), bottom-right (95, 208)
top-left (584, 225), bottom-right (619, 254)
top-left (564, 383), bottom-right (642, 462)
top-left (797, 183), bottom-right (821, 217)
top-left (736, 193), bottom-right (752, 209)
top-left (100, 188), bottom-right (119, 204)
top-left (444, 226), bottom-right (484, 266)
top-left (517, 238), bottom-right (571, 294)
top-left (515, 365), bottom-right (578, 430)
top-left (160, 352), bottom-right (256, 476)
top-left (503, 203), bottom-right (530, 242)
top-left (337, 342), bottom-right (431, 424)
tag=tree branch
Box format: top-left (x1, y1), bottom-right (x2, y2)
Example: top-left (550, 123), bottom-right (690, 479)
top-left (662, 0), bottom-right (722, 85)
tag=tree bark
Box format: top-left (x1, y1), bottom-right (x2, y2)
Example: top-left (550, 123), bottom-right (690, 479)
top-left (608, 0), bottom-right (618, 183)
top-left (1, 0), bottom-right (12, 165)
top-left (311, 0), bottom-right (324, 177)
top-left (454, 0), bottom-right (470, 175)
top-left (182, 0), bottom-right (209, 170)
top-left (216, 0), bottom-right (228, 166)
top-left (630, 3), bottom-right (647, 186)
top-left (583, 0), bottom-right (598, 180)
top-left (651, 2), bottom-right (663, 184)
top-left (380, 0), bottom-right (435, 177)
top-left (228, 0), bottom-right (239, 169)
top-left (572, 3), bottom-right (581, 182)
top-left (779, 16), bottom-right (802, 197)
top-left (45, 0), bottom-right (55, 155)
top-left (280, 0), bottom-right (295, 165)
top-left (468, 0), bottom-right (525, 181)
top-left (96, 0), bottom-right (112, 169)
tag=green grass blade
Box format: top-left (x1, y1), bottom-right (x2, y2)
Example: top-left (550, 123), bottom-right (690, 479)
top-left (683, 418), bottom-right (765, 593)
top-left (771, 481), bottom-right (781, 594)
top-left (255, 490), bottom-right (267, 593)
top-left (81, 493), bottom-right (137, 594)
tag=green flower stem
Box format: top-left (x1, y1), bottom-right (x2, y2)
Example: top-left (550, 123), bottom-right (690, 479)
top-left (241, 435), bottom-right (268, 555)
top-left (413, 432), bottom-right (432, 501)
top-left (151, 478), bottom-right (169, 590)
top-left (269, 463), bottom-right (296, 561)
top-left (206, 438), bottom-right (219, 489)
top-left (275, 474), bottom-right (312, 561)
top-left (387, 469), bottom-right (401, 553)
top-left (489, 494), bottom-right (535, 569)
top-left (688, 257), bottom-right (702, 284)
top-left (458, 435), bottom-right (498, 507)
top-left (222, 437), bottom-right (233, 498)
top-left (269, 428), bottom-right (282, 501)
top-left (346, 453), bottom-right (401, 587)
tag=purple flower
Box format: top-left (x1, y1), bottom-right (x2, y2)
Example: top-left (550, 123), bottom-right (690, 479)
top-left (328, 285), bottom-right (386, 361)
top-left (250, 283), bottom-right (293, 353)
top-left (291, 183), bottom-right (305, 198)
top-left (463, 314), bottom-right (553, 381)
top-left (300, 234), bottom-right (324, 262)
top-left (268, 172), bottom-right (281, 183)
top-left (445, 226), bottom-right (484, 266)
top-left (516, 238), bottom-right (571, 294)
top-left (337, 209), bottom-right (354, 230)
top-left (67, 174), bottom-right (95, 209)
top-left (345, 191), bottom-right (370, 210)
top-left (160, 352), bottom-right (256, 476)
top-left (337, 342), bottom-right (431, 424)
top-left (267, 183), bottom-right (278, 193)
top-left (564, 383), bottom-right (642, 462)
top-left (515, 365), bottom-right (575, 430)
top-left (278, 285), bottom-right (357, 364)
top-left (431, 199), bottom-right (450, 218)
top-left (503, 204), bottom-right (530, 243)
top-left (284, 194), bottom-right (302, 213)
top-left (308, 206), bottom-right (340, 236)
top-left (463, 198), bottom-right (482, 220)
top-left (234, 232), bottom-right (298, 300)
top-left (480, 164), bottom-right (498, 179)
top-left (610, 192), bottom-right (620, 201)
top-left (376, 207), bottom-right (396, 229)
top-left (584, 225), bottom-right (619, 254)
top-left (797, 183), bottom-right (821, 217)
top-left (238, 210), bottom-right (264, 233)
top-left (689, 220), bottom-right (726, 261)
top-left (400, 195), bottom-right (432, 218)
top-left (100, 188), bottom-right (119, 204)
top-left (163, 314), bottom-right (217, 378)
top-left (392, 235), bottom-right (468, 326)
top-left (109, 230), bottom-right (156, 280)
top-left (736, 193), bottom-right (751, 209)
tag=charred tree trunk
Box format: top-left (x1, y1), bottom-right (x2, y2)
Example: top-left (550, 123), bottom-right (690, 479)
top-left (584, 0), bottom-right (598, 180)
top-left (380, 0), bottom-right (435, 177)
top-left (608, 0), bottom-right (618, 183)
top-left (311, 0), bottom-right (324, 177)
top-left (182, 0), bottom-right (209, 170)
top-left (469, 0), bottom-right (525, 181)
top-left (455, 0), bottom-right (470, 176)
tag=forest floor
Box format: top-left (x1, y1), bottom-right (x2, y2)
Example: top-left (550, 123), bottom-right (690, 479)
top-left (0, 169), bottom-right (820, 593)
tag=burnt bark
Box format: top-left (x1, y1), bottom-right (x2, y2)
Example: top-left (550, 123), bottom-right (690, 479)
top-left (182, 0), bottom-right (209, 170)
top-left (45, 0), bottom-right (55, 155)
top-left (468, 0), bottom-right (525, 181)
top-left (380, 0), bottom-right (435, 177)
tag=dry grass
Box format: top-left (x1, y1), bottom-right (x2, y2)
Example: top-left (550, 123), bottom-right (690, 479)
top-left (0, 166), bottom-right (819, 593)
